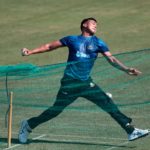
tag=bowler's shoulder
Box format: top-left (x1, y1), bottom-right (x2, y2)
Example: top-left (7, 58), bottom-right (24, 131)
top-left (93, 36), bottom-right (104, 42)
top-left (62, 35), bottom-right (78, 40)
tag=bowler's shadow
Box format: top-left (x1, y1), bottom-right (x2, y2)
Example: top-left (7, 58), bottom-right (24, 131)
top-left (0, 137), bottom-right (135, 149)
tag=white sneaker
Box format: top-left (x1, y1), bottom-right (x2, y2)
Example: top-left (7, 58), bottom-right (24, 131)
top-left (18, 120), bottom-right (32, 143)
top-left (128, 128), bottom-right (149, 141)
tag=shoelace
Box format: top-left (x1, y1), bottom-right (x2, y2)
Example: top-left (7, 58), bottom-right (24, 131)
top-left (133, 130), bottom-right (143, 136)
top-left (20, 124), bottom-right (28, 134)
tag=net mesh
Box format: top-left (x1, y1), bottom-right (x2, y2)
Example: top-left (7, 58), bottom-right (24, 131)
top-left (0, 49), bottom-right (150, 148)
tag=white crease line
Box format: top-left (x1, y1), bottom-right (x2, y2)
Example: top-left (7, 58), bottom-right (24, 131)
top-left (1, 131), bottom-right (126, 141)
top-left (32, 134), bottom-right (46, 140)
top-left (4, 143), bottom-right (21, 150)
top-left (3, 134), bottom-right (46, 150)
top-left (47, 133), bottom-right (127, 141)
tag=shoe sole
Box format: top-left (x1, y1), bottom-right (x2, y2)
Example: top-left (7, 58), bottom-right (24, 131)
top-left (129, 131), bottom-right (149, 141)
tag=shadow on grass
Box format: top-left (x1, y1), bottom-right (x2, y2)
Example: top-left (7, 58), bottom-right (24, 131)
top-left (0, 137), bottom-right (136, 149)
top-left (32, 139), bottom-right (136, 149)
top-left (0, 138), bottom-right (19, 144)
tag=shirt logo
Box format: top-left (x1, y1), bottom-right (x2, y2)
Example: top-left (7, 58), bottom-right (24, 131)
top-left (87, 45), bottom-right (93, 50)
top-left (76, 51), bottom-right (90, 58)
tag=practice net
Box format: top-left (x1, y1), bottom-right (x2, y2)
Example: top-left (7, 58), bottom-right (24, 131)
top-left (0, 49), bottom-right (149, 148)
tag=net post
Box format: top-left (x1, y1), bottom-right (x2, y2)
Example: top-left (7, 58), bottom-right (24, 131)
top-left (7, 91), bottom-right (13, 148)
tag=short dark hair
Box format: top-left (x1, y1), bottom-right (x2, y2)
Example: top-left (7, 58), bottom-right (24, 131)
top-left (80, 17), bottom-right (97, 31)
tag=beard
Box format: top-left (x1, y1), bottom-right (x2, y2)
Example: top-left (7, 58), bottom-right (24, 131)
top-left (85, 27), bottom-right (96, 35)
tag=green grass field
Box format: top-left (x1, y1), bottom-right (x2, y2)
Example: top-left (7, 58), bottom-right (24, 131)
top-left (0, 50), bottom-right (150, 150)
top-left (0, 0), bottom-right (150, 65)
top-left (0, 0), bottom-right (150, 150)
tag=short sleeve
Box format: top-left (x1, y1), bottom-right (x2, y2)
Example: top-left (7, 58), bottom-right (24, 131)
top-left (59, 36), bottom-right (69, 46)
top-left (97, 38), bottom-right (109, 53)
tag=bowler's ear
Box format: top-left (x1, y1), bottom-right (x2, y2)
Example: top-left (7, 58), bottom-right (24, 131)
top-left (83, 22), bottom-right (87, 28)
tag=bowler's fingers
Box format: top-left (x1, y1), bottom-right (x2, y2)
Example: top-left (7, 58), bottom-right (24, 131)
top-left (128, 68), bottom-right (142, 76)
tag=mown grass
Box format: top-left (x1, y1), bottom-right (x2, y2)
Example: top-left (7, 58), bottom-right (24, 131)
top-left (0, 0), bottom-right (150, 150)
top-left (0, 50), bottom-right (150, 150)
top-left (0, 0), bottom-right (150, 65)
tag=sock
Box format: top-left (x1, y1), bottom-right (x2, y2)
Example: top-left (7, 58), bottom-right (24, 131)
top-left (125, 123), bottom-right (135, 134)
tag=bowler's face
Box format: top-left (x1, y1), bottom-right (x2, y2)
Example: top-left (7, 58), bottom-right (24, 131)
top-left (86, 20), bottom-right (97, 34)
